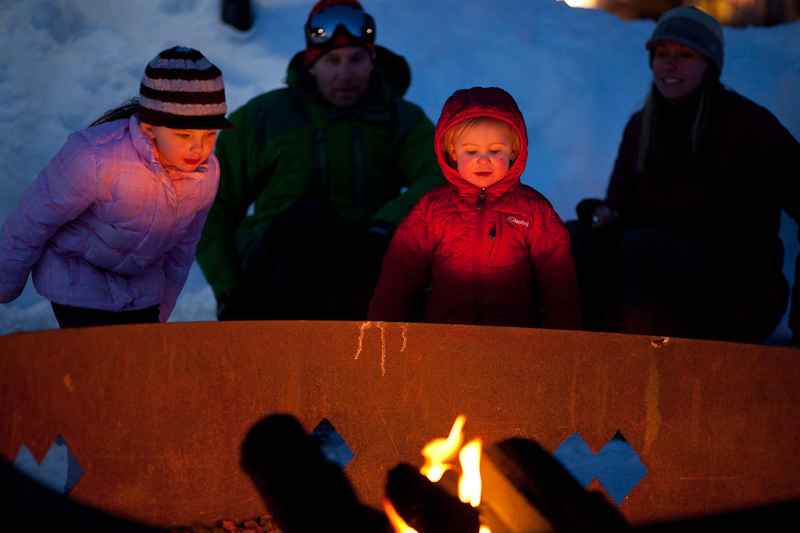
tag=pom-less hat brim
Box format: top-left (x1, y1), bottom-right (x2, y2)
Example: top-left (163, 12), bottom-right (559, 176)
top-left (646, 35), bottom-right (712, 58)
top-left (138, 107), bottom-right (234, 130)
top-left (645, 6), bottom-right (724, 73)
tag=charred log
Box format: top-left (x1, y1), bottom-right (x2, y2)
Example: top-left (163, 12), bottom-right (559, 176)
top-left (481, 438), bottom-right (629, 533)
top-left (240, 414), bottom-right (388, 533)
top-left (385, 463), bottom-right (480, 533)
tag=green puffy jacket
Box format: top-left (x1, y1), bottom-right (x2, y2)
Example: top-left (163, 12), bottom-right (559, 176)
top-left (197, 47), bottom-right (444, 298)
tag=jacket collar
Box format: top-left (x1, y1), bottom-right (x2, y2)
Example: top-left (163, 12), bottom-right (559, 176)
top-left (440, 158), bottom-right (522, 205)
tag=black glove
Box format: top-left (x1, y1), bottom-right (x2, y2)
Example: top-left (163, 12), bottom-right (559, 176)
top-left (577, 198), bottom-right (621, 233)
top-left (216, 287), bottom-right (255, 321)
top-left (576, 198), bottom-right (606, 228)
top-left (358, 221), bottom-right (396, 280)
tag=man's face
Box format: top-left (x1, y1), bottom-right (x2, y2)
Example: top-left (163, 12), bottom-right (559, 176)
top-left (308, 46), bottom-right (373, 108)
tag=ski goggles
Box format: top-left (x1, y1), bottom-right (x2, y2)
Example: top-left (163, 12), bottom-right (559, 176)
top-left (305, 6), bottom-right (376, 46)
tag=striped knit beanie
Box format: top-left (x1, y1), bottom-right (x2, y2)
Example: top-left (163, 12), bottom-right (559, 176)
top-left (139, 47), bottom-right (233, 130)
top-left (646, 6), bottom-right (724, 74)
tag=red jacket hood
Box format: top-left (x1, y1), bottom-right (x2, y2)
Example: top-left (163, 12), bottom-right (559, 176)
top-left (434, 87), bottom-right (529, 202)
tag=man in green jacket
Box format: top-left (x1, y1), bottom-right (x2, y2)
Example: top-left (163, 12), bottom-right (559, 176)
top-left (197, 0), bottom-right (444, 320)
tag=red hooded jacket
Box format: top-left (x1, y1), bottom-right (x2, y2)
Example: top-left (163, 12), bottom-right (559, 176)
top-left (368, 87), bottom-right (580, 328)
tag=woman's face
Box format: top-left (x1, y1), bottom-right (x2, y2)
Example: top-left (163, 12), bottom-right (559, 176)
top-left (652, 41), bottom-right (708, 105)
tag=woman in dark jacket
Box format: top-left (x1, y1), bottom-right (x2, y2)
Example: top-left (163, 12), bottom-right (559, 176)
top-left (568, 6), bottom-right (800, 344)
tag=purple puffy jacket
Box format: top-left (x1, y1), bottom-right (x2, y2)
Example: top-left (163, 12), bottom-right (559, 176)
top-left (0, 115), bottom-right (219, 321)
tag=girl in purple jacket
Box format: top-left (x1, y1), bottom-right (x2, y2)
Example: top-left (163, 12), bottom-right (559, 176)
top-left (0, 47), bottom-right (233, 328)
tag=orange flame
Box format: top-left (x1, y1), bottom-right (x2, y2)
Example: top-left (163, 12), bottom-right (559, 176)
top-left (458, 437), bottom-right (483, 507)
top-left (420, 414), bottom-right (465, 482)
top-left (383, 497), bottom-right (419, 533)
top-left (385, 415), bottom-right (492, 532)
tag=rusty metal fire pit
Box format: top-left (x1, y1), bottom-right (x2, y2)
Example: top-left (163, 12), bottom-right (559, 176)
top-left (1, 321), bottom-right (799, 529)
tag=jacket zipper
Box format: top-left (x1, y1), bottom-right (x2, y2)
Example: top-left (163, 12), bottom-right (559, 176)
top-left (352, 129), bottom-right (367, 207)
top-left (476, 187), bottom-right (486, 210)
top-left (473, 187), bottom-right (486, 322)
top-left (313, 130), bottom-right (328, 195)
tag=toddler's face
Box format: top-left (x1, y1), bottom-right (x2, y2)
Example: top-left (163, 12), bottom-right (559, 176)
top-left (449, 121), bottom-right (516, 188)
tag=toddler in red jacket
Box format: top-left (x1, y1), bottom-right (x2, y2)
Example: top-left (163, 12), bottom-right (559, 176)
top-left (367, 87), bottom-right (580, 328)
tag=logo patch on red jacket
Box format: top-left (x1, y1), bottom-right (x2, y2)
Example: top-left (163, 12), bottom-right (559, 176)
top-left (505, 215), bottom-right (530, 228)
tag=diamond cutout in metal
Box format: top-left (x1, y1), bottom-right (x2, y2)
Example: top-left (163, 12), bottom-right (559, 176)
top-left (310, 418), bottom-right (355, 469)
top-left (552, 430), bottom-right (647, 505)
top-left (13, 435), bottom-right (84, 495)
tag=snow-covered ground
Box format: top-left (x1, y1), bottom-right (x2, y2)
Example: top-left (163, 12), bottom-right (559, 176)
top-left (1, 0), bottom-right (798, 338)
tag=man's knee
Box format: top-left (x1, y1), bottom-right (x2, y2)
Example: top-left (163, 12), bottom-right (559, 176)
top-left (617, 226), bottom-right (659, 256)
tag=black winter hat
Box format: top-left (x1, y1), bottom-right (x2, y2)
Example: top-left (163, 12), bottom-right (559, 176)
top-left (139, 46), bottom-right (234, 130)
top-left (646, 6), bottom-right (724, 74)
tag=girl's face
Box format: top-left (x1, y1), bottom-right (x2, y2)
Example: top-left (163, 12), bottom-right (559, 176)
top-left (652, 41), bottom-right (709, 105)
top-left (448, 121), bottom-right (517, 188)
top-left (141, 124), bottom-right (218, 172)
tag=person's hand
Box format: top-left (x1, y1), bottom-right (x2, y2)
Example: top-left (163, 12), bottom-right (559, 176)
top-left (590, 204), bottom-right (619, 230)
top-left (216, 288), bottom-right (255, 321)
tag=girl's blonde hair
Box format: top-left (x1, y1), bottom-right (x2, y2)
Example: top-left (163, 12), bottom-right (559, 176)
top-left (441, 116), bottom-right (520, 168)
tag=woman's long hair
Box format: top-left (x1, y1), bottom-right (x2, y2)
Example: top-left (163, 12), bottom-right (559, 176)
top-left (88, 97), bottom-right (139, 128)
top-left (637, 64), bottom-right (726, 179)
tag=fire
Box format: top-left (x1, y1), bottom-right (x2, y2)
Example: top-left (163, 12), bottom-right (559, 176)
top-left (383, 497), bottom-right (419, 533)
top-left (420, 414), bottom-right (465, 483)
top-left (387, 415), bottom-right (492, 533)
top-left (458, 438), bottom-right (483, 508)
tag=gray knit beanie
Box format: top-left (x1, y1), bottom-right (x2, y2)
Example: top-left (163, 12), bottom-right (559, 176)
top-left (646, 6), bottom-right (724, 74)
top-left (139, 46), bottom-right (233, 130)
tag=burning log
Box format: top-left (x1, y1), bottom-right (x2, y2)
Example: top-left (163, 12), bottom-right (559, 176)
top-left (383, 414), bottom-right (628, 533)
top-left (240, 414), bottom-right (389, 533)
top-left (243, 413), bottom-right (795, 533)
top-left (384, 464), bottom-right (480, 533)
top-left (480, 438), bottom-right (629, 533)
